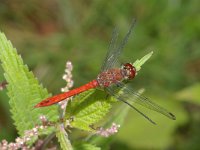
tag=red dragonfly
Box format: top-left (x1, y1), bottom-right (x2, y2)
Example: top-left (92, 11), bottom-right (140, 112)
top-left (35, 20), bottom-right (176, 124)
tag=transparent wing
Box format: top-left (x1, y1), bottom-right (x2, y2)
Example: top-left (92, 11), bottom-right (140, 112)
top-left (100, 27), bottom-right (119, 72)
top-left (106, 82), bottom-right (176, 123)
top-left (106, 83), bottom-right (156, 124)
top-left (101, 19), bottom-right (136, 72)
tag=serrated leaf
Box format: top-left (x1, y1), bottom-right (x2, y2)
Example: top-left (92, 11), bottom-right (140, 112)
top-left (0, 32), bottom-right (58, 136)
top-left (56, 124), bottom-right (73, 150)
top-left (88, 89), bottom-right (144, 148)
top-left (65, 89), bottom-right (114, 131)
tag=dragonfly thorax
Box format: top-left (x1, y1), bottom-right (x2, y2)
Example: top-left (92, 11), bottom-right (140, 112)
top-left (97, 63), bottom-right (136, 88)
top-left (121, 63), bottom-right (136, 80)
top-left (97, 68), bottom-right (124, 88)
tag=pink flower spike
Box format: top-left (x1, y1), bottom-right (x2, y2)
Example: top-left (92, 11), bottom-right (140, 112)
top-left (66, 61), bottom-right (73, 71)
top-left (59, 61), bottom-right (74, 110)
top-left (39, 115), bottom-right (47, 124)
top-left (0, 115), bottom-right (52, 150)
top-left (96, 123), bottom-right (120, 137)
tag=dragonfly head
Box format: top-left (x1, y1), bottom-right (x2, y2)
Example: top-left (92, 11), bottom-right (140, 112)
top-left (121, 63), bottom-right (136, 80)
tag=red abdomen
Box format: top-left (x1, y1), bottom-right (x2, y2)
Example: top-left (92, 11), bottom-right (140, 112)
top-left (35, 80), bottom-right (99, 107)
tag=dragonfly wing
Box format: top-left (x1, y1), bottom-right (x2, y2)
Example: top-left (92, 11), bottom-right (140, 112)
top-left (101, 27), bottom-right (119, 72)
top-left (106, 83), bottom-right (156, 124)
top-left (101, 19), bottom-right (136, 72)
top-left (106, 82), bottom-right (176, 120)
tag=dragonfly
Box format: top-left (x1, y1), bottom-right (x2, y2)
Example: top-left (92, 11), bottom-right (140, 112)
top-left (35, 19), bottom-right (176, 124)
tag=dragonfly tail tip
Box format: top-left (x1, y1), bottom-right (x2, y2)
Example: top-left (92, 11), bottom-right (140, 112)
top-left (34, 103), bottom-right (40, 108)
top-left (149, 119), bottom-right (157, 125)
top-left (169, 112), bottom-right (176, 120)
top-left (152, 121), bottom-right (157, 125)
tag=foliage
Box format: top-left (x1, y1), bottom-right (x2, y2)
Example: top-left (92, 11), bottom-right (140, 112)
top-left (65, 89), bottom-right (113, 131)
top-left (56, 124), bottom-right (73, 150)
top-left (0, 32), bottom-right (58, 137)
top-left (0, 30), bottom-right (153, 149)
top-left (0, 0), bottom-right (200, 149)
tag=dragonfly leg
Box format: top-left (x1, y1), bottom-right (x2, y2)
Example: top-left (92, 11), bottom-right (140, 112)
top-left (89, 124), bottom-right (101, 130)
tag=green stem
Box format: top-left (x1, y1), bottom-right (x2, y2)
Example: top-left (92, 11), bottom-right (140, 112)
top-left (41, 132), bottom-right (56, 150)
top-left (56, 124), bottom-right (73, 150)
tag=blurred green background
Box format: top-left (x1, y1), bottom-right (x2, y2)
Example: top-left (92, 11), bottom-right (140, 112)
top-left (0, 0), bottom-right (200, 149)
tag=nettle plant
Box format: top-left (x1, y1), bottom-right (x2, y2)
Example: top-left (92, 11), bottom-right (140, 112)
top-left (0, 31), bottom-right (153, 149)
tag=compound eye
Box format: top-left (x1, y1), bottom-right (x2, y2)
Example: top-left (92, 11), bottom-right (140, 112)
top-left (123, 63), bottom-right (136, 79)
top-left (128, 66), bottom-right (136, 79)
top-left (124, 63), bottom-right (132, 69)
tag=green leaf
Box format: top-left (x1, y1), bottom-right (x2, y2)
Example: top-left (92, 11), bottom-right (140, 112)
top-left (133, 51), bottom-right (153, 72)
top-left (88, 89), bottom-right (144, 148)
top-left (0, 32), bottom-right (58, 136)
top-left (56, 124), bottom-right (73, 150)
top-left (74, 142), bottom-right (101, 150)
top-left (87, 103), bottom-right (128, 149)
top-left (175, 83), bottom-right (200, 105)
top-left (65, 89), bottom-right (114, 131)
top-left (56, 123), bottom-right (101, 150)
